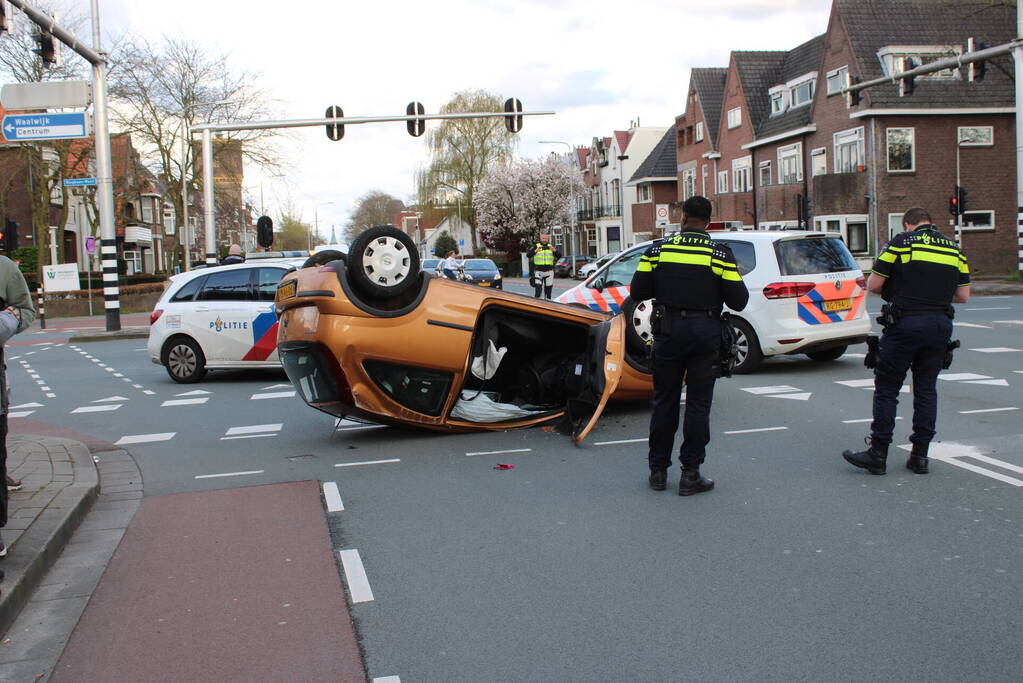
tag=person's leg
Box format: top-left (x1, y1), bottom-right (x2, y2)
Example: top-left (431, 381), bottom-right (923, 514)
top-left (443, 268), bottom-right (456, 280)
top-left (533, 272), bottom-right (543, 297)
top-left (544, 276), bottom-right (554, 300)
top-left (1, 413), bottom-right (8, 537)
top-left (679, 376), bottom-right (715, 467)
top-left (648, 322), bottom-right (684, 483)
top-left (906, 317), bottom-right (952, 473)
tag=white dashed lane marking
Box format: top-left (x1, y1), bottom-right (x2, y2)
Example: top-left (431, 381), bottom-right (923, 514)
top-left (742, 385), bottom-right (801, 395)
top-left (939, 373), bottom-right (992, 381)
top-left (194, 470), bottom-right (265, 480)
top-left (115, 432), bottom-right (176, 446)
top-left (221, 424), bottom-right (282, 440)
top-left (969, 347), bottom-right (1021, 353)
top-left (250, 391), bottom-right (296, 400)
top-left (71, 404), bottom-right (122, 414)
top-left (338, 549), bottom-right (374, 603)
top-left (161, 398), bottom-right (209, 407)
top-left (93, 396), bottom-right (128, 402)
top-left (723, 426), bottom-right (788, 435)
top-left (465, 448), bottom-right (531, 457)
top-left (593, 438), bottom-right (647, 446)
top-left (958, 407), bottom-right (1018, 415)
top-left (322, 482), bottom-right (344, 512)
top-left (334, 459), bottom-right (400, 468)
top-left (176, 390), bottom-right (211, 396)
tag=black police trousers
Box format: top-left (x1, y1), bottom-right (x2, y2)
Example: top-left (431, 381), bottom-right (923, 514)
top-left (648, 315), bottom-right (720, 470)
top-left (870, 313), bottom-right (953, 447)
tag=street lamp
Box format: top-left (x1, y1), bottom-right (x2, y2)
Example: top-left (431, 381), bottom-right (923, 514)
top-left (313, 201), bottom-right (335, 252)
top-left (539, 140), bottom-right (578, 276)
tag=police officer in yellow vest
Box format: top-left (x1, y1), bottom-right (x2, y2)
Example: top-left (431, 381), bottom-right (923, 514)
top-left (527, 232), bottom-right (561, 299)
top-left (843, 207), bottom-right (970, 476)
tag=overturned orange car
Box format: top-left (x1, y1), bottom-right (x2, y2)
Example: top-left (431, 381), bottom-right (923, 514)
top-left (274, 226), bottom-right (655, 442)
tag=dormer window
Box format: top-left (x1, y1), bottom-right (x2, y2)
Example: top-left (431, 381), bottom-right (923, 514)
top-left (790, 78), bottom-right (815, 107)
top-left (769, 87), bottom-right (787, 116)
top-left (878, 45), bottom-right (961, 80)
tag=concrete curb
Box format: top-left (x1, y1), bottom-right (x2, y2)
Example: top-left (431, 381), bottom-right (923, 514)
top-left (68, 326), bottom-right (149, 343)
top-left (0, 438), bottom-right (99, 638)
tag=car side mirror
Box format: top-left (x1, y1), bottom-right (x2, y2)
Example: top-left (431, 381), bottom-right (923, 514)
top-left (591, 278), bottom-right (604, 293)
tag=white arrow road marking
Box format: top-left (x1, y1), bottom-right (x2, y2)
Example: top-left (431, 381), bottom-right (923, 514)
top-left (963, 379), bottom-right (1010, 386)
top-left (92, 396), bottom-right (129, 403)
top-left (939, 373), bottom-right (992, 381)
top-left (836, 379), bottom-right (875, 388)
top-left (323, 482), bottom-right (344, 512)
top-left (338, 549), bottom-right (374, 603)
top-left (261, 383), bottom-right (293, 390)
top-left (897, 443), bottom-right (1023, 486)
top-left (11, 402), bottom-right (43, 409)
top-left (8, 411), bottom-right (35, 418)
top-left (224, 424), bottom-right (282, 436)
top-left (768, 392), bottom-right (812, 401)
top-left (161, 397), bottom-right (209, 407)
top-left (250, 391), bottom-right (296, 400)
top-left (969, 347), bottom-right (1021, 353)
top-left (115, 432), bottom-right (175, 445)
top-left (175, 389), bottom-right (211, 396)
top-left (741, 385), bottom-right (802, 395)
top-left (71, 404), bottom-right (122, 413)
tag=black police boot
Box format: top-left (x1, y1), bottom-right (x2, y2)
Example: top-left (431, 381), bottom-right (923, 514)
top-left (906, 442), bottom-right (929, 474)
top-left (842, 437), bottom-right (888, 475)
top-left (679, 467), bottom-right (714, 496)
top-left (648, 469), bottom-right (667, 491)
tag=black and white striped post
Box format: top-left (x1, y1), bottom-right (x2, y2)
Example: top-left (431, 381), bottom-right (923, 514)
top-left (36, 287), bottom-right (45, 330)
top-left (101, 238), bottom-right (120, 331)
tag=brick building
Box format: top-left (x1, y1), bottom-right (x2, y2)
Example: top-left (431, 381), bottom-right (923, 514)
top-left (675, 0), bottom-right (1018, 273)
top-left (627, 127), bottom-right (681, 240)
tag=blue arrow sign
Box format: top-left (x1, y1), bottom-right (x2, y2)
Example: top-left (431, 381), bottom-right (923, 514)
top-left (2, 112), bottom-right (88, 141)
top-left (62, 177), bottom-right (97, 187)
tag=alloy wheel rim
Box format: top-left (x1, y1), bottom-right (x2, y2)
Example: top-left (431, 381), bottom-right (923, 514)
top-left (733, 328), bottom-right (749, 365)
top-left (632, 299), bottom-right (653, 343)
top-left (362, 236), bottom-right (411, 287)
top-left (169, 345), bottom-right (196, 377)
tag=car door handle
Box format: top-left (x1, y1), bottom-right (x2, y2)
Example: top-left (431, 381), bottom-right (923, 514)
top-left (195, 306), bottom-right (210, 312)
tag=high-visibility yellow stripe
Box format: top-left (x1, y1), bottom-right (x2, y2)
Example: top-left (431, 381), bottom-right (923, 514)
top-left (711, 258), bottom-right (738, 270)
top-left (661, 244), bottom-right (713, 254)
top-left (908, 251), bottom-right (962, 268)
top-left (887, 245), bottom-right (910, 252)
top-left (959, 261), bottom-right (970, 274)
top-left (913, 243), bottom-right (959, 255)
top-left (719, 270), bottom-right (743, 282)
top-left (659, 252), bottom-right (712, 266)
top-left (636, 261), bottom-right (653, 273)
top-left (878, 251), bottom-right (898, 263)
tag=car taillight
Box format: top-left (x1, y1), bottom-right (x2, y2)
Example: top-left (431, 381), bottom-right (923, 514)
top-left (763, 282), bottom-right (815, 299)
top-left (149, 309), bottom-right (163, 325)
top-left (856, 275), bottom-right (867, 290)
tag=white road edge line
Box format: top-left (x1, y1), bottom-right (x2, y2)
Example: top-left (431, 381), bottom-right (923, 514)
top-left (958, 407), bottom-right (1018, 414)
top-left (723, 426), bottom-right (788, 435)
top-left (323, 482), bottom-right (344, 512)
top-left (194, 470), bottom-right (265, 480)
top-left (338, 549), bottom-right (374, 603)
top-left (334, 459), bottom-right (400, 468)
top-left (593, 438), bottom-right (647, 446)
top-left (465, 448), bottom-right (532, 456)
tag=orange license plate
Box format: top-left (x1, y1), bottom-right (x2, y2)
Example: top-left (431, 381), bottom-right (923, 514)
top-left (276, 281), bottom-right (296, 301)
top-left (479, 282), bottom-right (491, 286)
top-left (822, 299), bottom-right (851, 312)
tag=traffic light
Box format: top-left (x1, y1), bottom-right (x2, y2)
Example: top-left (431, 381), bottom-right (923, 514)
top-left (32, 14), bottom-right (61, 67)
top-left (957, 186), bottom-right (969, 214)
top-left (949, 187), bottom-right (962, 216)
top-left (503, 98), bottom-right (523, 134)
top-left (256, 215), bottom-right (273, 248)
top-left (967, 38), bottom-right (987, 83)
top-left (325, 105), bottom-right (344, 141)
top-left (406, 101), bottom-right (425, 137)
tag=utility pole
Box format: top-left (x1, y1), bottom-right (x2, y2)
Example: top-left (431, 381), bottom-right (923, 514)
top-left (6, 0), bottom-right (121, 331)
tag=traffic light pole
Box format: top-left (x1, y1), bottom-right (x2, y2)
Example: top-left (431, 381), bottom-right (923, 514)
top-left (7, 0), bottom-right (121, 330)
top-left (191, 108), bottom-right (553, 267)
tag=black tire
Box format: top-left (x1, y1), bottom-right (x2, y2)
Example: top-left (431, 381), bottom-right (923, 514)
top-left (730, 318), bottom-right (763, 374)
top-left (163, 336), bottom-right (208, 383)
top-left (807, 345), bottom-right (847, 362)
top-left (303, 249), bottom-right (347, 269)
top-left (621, 296), bottom-right (654, 355)
top-left (348, 226), bottom-right (419, 298)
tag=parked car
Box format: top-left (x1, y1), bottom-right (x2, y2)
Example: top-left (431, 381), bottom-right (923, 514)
top-left (554, 255), bottom-right (594, 278)
top-left (148, 258), bottom-right (307, 382)
top-left (461, 258), bottom-right (503, 288)
top-left (557, 231), bottom-right (871, 373)
top-left (576, 252), bottom-right (618, 280)
top-left (421, 258), bottom-right (442, 274)
top-left (274, 226), bottom-right (645, 442)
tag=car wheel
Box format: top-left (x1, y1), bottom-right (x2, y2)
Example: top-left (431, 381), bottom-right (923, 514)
top-left (807, 345), bottom-right (847, 362)
top-left (621, 297), bottom-right (654, 355)
top-left (730, 318), bottom-right (763, 374)
top-left (163, 336), bottom-right (208, 383)
top-left (303, 249), bottom-right (346, 269)
top-left (348, 226), bottom-right (420, 298)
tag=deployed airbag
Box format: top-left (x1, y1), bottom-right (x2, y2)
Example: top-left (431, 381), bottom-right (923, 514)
top-left (470, 340), bottom-right (508, 381)
top-left (450, 390), bottom-right (544, 423)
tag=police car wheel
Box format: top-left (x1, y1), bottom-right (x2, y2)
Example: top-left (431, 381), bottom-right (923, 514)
top-left (303, 250), bottom-right (346, 269)
top-left (349, 226), bottom-right (420, 298)
top-left (621, 297), bottom-right (653, 355)
top-left (806, 345), bottom-right (847, 362)
top-left (730, 318), bottom-right (763, 374)
top-left (164, 337), bottom-right (208, 383)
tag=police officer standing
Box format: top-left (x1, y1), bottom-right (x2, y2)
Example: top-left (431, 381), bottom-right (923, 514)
top-left (843, 207), bottom-right (970, 475)
top-left (630, 196), bottom-right (748, 495)
top-left (527, 232), bottom-right (560, 299)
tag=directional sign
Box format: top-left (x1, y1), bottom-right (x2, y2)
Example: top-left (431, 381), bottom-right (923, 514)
top-left (2, 112), bottom-right (89, 142)
top-left (63, 177), bottom-right (96, 187)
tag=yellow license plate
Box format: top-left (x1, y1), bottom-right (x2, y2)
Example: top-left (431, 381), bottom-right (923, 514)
top-left (277, 281), bottom-right (296, 301)
top-left (822, 299), bottom-right (851, 312)
top-left (479, 282), bottom-right (491, 286)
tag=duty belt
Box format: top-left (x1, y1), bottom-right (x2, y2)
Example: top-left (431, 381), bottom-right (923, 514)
top-left (900, 309), bottom-right (952, 317)
top-left (666, 308), bottom-right (719, 319)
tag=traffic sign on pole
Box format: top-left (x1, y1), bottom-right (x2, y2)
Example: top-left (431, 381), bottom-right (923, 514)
top-left (2, 112), bottom-right (88, 141)
top-left (62, 177), bottom-right (97, 187)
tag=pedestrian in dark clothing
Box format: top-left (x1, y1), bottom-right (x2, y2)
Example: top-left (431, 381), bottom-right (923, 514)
top-left (0, 254), bottom-right (36, 558)
top-left (527, 232), bottom-right (560, 299)
top-left (220, 244), bottom-right (245, 266)
top-left (630, 196), bottom-right (748, 495)
top-left (843, 207), bottom-right (970, 475)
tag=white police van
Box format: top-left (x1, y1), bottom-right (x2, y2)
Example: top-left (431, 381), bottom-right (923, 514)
top-left (147, 259), bottom-right (305, 383)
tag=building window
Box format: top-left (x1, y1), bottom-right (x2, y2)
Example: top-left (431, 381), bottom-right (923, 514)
top-left (141, 199), bottom-right (155, 224)
top-left (123, 249), bottom-right (142, 275)
top-left (769, 89), bottom-right (786, 116)
top-left (731, 157), bottom-right (752, 193)
top-left (961, 210), bottom-right (994, 230)
top-left (846, 221), bottom-right (868, 254)
top-left (717, 170), bottom-right (729, 194)
top-left (694, 122), bottom-right (704, 142)
top-left (163, 207), bottom-right (175, 234)
top-left (637, 183), bottom-right (651, 202)
top-left (826, 66), bottom-right (849, 95)
top-left (834, 127), bottom-right (865, 173)
top-left (759, 161), bottom-right (771, 186)
top-left (886, 128), bottom-right (915, 172)
top-left (701, 165), bottom-right (708, 196)
top-left (887, 213), bottom-right (906, 239)
top-left (682, 169), bottom-right (696, 199)
top-left (958, 126), bottom-right (993, 146)
top-left (727, 107), bottom-right (741, 129)
top-left (813, 215), bottom-right (871, 255)
top-left (611, 179), bottom-right (621, 211)
top-left (790, 79), bottom-right (815, 107)
top-left (778, 143), bottom-right (802, 184)
top-left (811, 147), bottom-right (827, 176)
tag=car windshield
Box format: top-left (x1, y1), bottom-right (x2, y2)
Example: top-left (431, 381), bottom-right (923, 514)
top-left (465, 259), bottom-right (497, 269)
top-left (422, 259), bottom-right (440, 268)
top-left (775, 237), bottom-right (858, 275)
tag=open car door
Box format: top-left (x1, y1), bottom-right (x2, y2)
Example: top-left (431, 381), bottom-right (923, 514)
top-left (565, 315), bottom-right (626, 443)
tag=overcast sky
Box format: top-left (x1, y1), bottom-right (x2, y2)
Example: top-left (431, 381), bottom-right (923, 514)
top-left (97, 0), bottom-right (831, 234)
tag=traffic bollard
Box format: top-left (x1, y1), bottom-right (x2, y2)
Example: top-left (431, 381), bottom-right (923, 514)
top-left (37, 286), bottom-right (45, 329)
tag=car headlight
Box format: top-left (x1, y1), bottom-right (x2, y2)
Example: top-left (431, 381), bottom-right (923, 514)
top-left (494, 273), bottom-right (501, 280)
